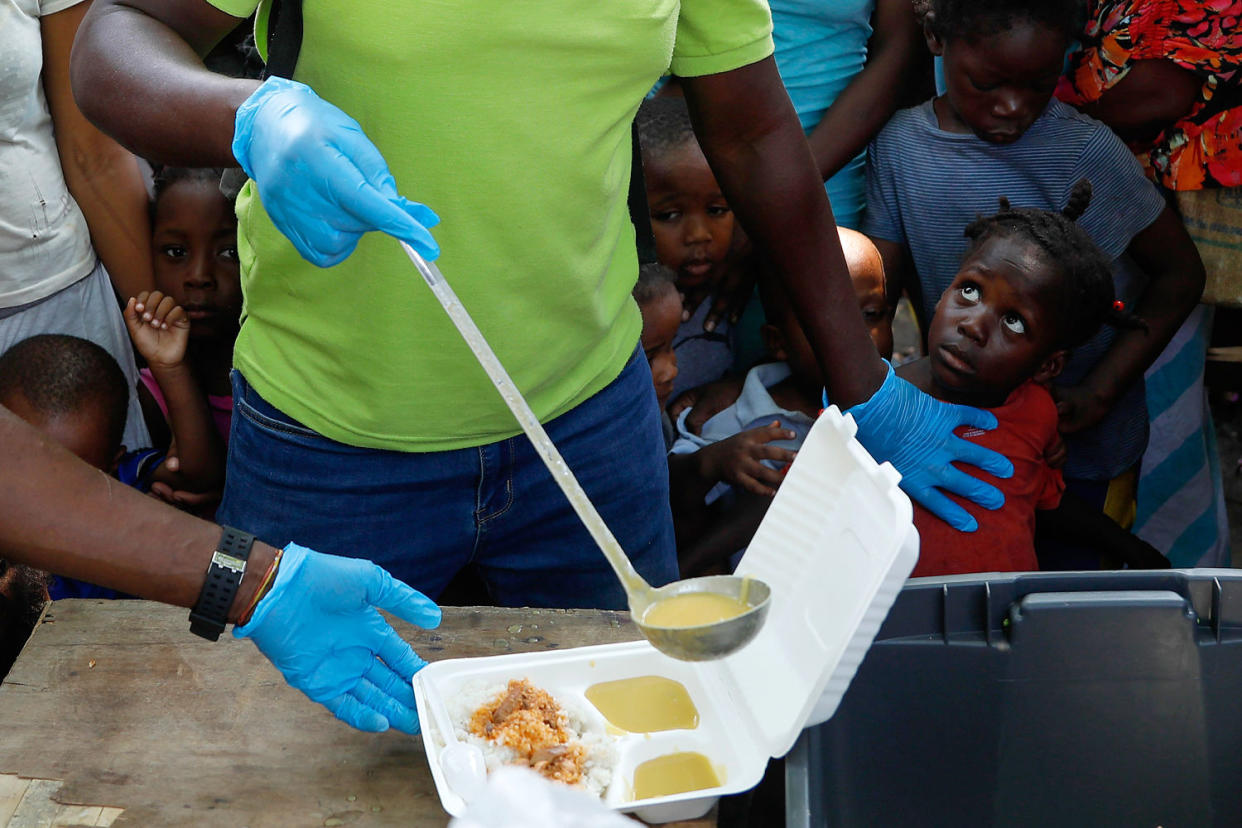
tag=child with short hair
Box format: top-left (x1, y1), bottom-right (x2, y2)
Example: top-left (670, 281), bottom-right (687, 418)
top-left (668, 228), bottom-right (891, 575)
top-left (637, 97), bottom-right (738, 398)
top-left (128, 166), bottom-right (240, 508)
top-left (0, 334), bottom-right (130, 472)
top-left (634, 263), bottom-right (682, 450)
top-left (895, 183), bottom-right (1168, 574)
top-left (634, 263), bottom-right (681, 411)
top-left (0, 334), bottom-right (134, 600)
top-left (865, 0), bottom-right (1205, 567)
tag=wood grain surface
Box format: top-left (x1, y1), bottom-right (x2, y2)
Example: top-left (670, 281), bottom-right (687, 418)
top-left (0, 601), bottom-right (717, 827)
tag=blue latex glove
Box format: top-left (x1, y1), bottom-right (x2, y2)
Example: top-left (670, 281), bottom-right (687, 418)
top-left (841, 361), bottom-right (1015, 532)
top-left (232, 76), bottom-right (440, 267)
top-left (234, 543), bottom-right (442, 734)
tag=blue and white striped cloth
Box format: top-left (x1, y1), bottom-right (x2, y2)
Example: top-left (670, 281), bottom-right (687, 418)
top-left (1135, 305), bottom-right (1231, 566)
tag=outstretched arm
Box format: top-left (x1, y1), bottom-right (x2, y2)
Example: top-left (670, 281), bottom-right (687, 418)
top-left (71, 0), bottom-right (255, 166)
top-left (805, 0), bottom-right (924, 182)
top-left (124, 292), bottom-right (226, 493)
top-left (1, 402), bottom-right (262, 609)
top-left (1054, 207), bottom-right (1205, 434)
top-left (43, 1), bottom-right (153, 299)
top-left (682, 58), bottom-right (887, 407)
top-left (1, 404), bottom-right (440, 733)
top-left (73, 1), bottom-right (439, 266)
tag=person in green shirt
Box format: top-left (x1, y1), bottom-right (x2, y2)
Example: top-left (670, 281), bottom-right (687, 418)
top-left (70, 0), bottom-right (1015, 609)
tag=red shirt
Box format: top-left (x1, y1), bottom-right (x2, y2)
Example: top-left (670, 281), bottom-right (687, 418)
top-left (911, 382), bottom-right (1064, 577)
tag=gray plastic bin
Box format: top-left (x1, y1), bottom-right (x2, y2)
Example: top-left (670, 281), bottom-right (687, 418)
top-left (787, 570), bottom-right (1242, 827)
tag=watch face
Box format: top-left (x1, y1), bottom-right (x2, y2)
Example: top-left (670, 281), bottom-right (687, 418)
top-left (212, 551), bottom-right (247, 573)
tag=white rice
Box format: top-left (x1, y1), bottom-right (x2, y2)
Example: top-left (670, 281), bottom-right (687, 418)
top-left (448, 679), bottom-right (616, 798)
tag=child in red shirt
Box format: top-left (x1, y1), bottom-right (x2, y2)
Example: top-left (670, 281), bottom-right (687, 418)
top-left (895, 181), bottom-right (1165, 576)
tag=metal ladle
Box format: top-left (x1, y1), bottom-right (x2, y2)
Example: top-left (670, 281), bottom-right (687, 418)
top-left (401, 243), bottom-right (770, 661)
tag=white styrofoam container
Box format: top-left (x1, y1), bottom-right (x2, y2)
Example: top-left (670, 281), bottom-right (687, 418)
top-left (414, 406), bottom-right (919, 822)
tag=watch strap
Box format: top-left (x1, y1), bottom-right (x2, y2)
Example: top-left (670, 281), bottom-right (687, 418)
top-left (189, 527), bottom-right (256, 641)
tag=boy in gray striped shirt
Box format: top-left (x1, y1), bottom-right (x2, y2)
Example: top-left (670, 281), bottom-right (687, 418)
top-left (863, 0), bottom-right (1204, 567)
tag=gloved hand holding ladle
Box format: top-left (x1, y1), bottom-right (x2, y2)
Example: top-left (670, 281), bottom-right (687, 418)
top-left (400, 242), bottom-right (771, 662)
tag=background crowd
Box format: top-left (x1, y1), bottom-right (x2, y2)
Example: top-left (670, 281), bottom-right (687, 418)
top-left (2, 0), bottom-right (1239, 685)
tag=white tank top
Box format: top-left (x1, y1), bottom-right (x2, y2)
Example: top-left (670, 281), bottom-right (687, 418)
top-left (0, 0), bottom-right (96, 308)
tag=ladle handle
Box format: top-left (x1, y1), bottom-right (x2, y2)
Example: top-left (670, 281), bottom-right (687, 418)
top-left (400, 242), bottom-right (650, 597)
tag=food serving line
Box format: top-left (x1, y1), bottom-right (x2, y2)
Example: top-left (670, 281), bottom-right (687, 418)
top-left (0, 601), bottom-right (717, 827)
top-left (0, 408), bottom-right (912, 826)
top-left (0, 410), bottom-right (911, 826)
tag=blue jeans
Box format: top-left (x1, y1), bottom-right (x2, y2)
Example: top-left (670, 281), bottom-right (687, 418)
top-left (218, 348), bottom-right (677, 610)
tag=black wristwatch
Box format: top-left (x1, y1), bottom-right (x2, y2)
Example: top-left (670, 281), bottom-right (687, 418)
top-left (189, 526), bottom-right (256, 641)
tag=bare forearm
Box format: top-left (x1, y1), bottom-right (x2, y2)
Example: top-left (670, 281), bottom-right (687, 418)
top-left (1082, 271), bottom-right (1200, 403)
top-left (61, 146), bottom-right (154, 298)
top-left (0, 405), bottom-right (270, 619)
top-left (684, 60), bottom-right (887, 406)
top-left (808, 76), bottom-right (902, 182)
top-left (806, 2), bottom-right (922, 181)
top-left (71, 0), bottom-right (256, 166)
top-left (148, 363), bottom-right (225, 492)
top-left (1081, 211), bottom-right (1205, 403)
top-left (41, 1), bottom-right (153, 297)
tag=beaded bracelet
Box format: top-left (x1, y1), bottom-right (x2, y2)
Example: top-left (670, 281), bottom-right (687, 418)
top-left (237, 546), bottom-right (284, 627)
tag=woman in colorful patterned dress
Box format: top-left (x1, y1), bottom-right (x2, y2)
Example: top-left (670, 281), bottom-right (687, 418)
top-left (1057, 0), bottom-right (1242, 566)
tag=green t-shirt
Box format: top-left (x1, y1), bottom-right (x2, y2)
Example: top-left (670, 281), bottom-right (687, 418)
top-left (211, 0), bottom-right (773, 451)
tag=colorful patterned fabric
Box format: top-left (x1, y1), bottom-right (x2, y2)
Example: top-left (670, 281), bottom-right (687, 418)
top-left (1056, 0), bottom-right (1242, 190)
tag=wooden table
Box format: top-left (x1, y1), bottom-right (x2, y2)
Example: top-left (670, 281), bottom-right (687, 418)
top-left (0, 601), bottom-right (718, 827)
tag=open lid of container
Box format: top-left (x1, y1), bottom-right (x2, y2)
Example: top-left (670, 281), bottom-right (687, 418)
top-left (725, 406), bottom-right (918, 759)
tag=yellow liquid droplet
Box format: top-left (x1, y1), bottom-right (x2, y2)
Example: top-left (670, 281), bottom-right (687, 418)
top-left (633, 752), bottom-right (721, 800)
top-left (643, 592), bottom-right (749, 628)
top-left (584, 676), bottom-right (699, 733)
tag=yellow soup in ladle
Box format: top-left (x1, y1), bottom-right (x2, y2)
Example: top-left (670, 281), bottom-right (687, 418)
top-left (642, 592), bottom-right (749, 628)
